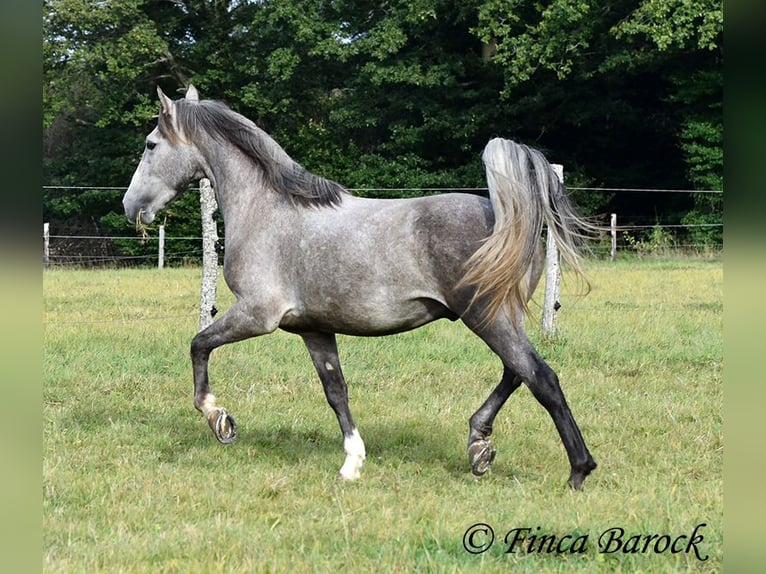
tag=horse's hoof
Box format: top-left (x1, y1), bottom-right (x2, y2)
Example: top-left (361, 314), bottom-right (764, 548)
top-left (468, 439), bottom-right (496, 476)
top-left (338, 467), bottom-right (361, 481)
top-left (212, 409), bottom-right (237, 444)
top-left (568, 460), bottom-right (597, 490)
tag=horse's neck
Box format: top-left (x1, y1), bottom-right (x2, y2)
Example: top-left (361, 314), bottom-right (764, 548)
top-left (199, 137), bottom-right (285, 227)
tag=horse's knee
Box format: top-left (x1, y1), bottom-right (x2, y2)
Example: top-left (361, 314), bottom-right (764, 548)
top-left (190, 332), bottom-right (208, 360)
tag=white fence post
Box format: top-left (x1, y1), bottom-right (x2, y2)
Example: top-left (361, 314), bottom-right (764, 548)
top-left (542, 164), bottom-right (563, 337)
top-left (157, 225), bottom-right (165, 269)
top-left (44, 222), bottom-right (50, 269)
top-left (610, 213), bottom-right (617, 261)
top-left (199, 178), bottom-right (219, 331)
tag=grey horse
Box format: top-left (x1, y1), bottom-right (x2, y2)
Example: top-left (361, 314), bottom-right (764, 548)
top-left (123, 85), bottom-right (597, 488)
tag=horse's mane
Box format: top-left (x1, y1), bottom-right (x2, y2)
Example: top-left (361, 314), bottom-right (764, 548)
top-left (159, 99), bottom-right (348, 208)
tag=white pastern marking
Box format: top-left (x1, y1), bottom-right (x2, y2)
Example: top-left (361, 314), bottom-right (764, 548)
top-left (199, 393), bottom-right (218, 418)
top-left (325, 361), bottom-right (335, 372)
top-left (339, 428), bottom-right (366, 481)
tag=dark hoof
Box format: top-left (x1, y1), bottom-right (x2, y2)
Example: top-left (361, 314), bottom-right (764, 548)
top-left (468, 440), bottom-right (496, 476)
top-left (211, 409), bottom-right (237, 444)
top-left (568, 460), bottom-right (597, 490)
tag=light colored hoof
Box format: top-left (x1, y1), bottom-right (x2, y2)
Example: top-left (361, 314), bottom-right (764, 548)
top-left (209, 408), bottom-right (237, 444)
top-left (468, 439), bottom-right (496, 476)
top-left (338, 457), bottom-right (363, 481)
top-left (338, 469), bottom-right (361, 481)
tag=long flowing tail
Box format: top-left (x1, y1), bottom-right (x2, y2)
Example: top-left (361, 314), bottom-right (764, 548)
top-left (459, 138), bottom-right (597, 326)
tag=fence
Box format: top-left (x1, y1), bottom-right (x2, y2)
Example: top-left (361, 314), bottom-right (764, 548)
top-left (41, 212), bottom-right (722, 267)
top-left (43, 178), bottom-right (722, 336)
top-left (41, 215), bottom-right (723, 267)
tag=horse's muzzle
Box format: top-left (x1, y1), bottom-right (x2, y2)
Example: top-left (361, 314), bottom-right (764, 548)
top-left (122, 198), bottom-right (154, 225)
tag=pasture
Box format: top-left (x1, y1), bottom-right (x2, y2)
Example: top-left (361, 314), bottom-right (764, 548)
top-left (43, 258), bottom-right (722, 572)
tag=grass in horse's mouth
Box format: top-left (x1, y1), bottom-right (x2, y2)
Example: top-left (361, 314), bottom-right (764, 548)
top-left (135, 209), bottom-right (149, 240)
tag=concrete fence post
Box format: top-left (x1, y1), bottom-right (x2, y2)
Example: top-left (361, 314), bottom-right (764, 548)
top-left (44, 222), bottom-right (50, 269)
top-left (158, 225), bottom-right (165, 269)
top-left (199, 178), bottom-right (219, 331)
top-left (541, 164), bottom-right (563, 337)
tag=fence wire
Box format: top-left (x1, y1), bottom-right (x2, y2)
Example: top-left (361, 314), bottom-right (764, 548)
top-left (43, 184), bottom-right (722, 268)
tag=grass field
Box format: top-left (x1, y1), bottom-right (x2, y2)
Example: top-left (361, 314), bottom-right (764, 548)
top-left (43, 257), bottom-right (722, 572)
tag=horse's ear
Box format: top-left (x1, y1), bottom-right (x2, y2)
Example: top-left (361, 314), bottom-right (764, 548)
top-left (186, 84), bottom-right (199, 102)
top-left (157, 86), bottom-right (174, 117)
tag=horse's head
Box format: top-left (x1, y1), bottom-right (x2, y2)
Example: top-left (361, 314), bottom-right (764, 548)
top-left (123, 85), bottom-right (205, 225)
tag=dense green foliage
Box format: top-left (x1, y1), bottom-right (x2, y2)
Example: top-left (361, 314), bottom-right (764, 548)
top-left (43, 0), bottom-right (722, 262)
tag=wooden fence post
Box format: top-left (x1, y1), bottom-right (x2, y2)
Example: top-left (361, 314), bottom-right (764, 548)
top-left (158, 224), bottom-right (165, 269)
top-left (199, 178), bottom-right (219, 331)
top-left (610, 213), bottom-right (617, 262)
top-left (541, 164), bottom-right (563, 337)
top-left (44, 222), bottom-right (50, 269)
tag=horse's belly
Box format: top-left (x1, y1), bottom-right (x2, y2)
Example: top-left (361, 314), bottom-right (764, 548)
top-left (280, 295), bottom-right (456, 336)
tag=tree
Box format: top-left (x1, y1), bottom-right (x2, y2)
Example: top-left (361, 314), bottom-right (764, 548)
top-left (473, 0), bottom-right (721, 241)
top-left (43, 0), bottom-right (723, 263)
top-left (610, 0), bottom-right (723, 247)
top-left (44, 0), bottom-right (205, 261)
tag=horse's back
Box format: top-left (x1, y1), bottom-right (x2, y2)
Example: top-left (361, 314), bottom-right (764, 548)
top-left (318, 192), bottom-right (493, 288)
top-left (278, 193), bottom-right (494, 335)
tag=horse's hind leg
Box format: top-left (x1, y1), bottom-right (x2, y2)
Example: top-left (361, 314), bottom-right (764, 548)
top-left (467, 367), bottom-right (522, 476)
top-left (465, 314), bottom-right (597, 489)
top-left (301, 332), bottom-right (366, 480)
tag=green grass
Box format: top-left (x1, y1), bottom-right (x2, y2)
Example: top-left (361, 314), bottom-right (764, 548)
top-left (43, 258), bottom-right (722, 572)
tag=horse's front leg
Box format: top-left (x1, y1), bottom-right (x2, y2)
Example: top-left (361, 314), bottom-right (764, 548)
top-left (301, 332), bottom-right (366, 480)
top-left (191, 301), bottom-right (275, 443)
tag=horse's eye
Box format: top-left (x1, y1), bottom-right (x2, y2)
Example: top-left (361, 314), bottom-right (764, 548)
top-left (146, 141), bottom-right (157, 151)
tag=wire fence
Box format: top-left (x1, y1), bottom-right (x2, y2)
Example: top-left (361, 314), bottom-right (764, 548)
top-left (43, 185), bottom-right (722, 268)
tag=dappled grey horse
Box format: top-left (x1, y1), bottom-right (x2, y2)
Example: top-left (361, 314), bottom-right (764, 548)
top-left (123, 86), bottom-right (597, 488)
